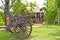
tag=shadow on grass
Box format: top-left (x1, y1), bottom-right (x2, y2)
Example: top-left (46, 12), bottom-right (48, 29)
top-left (54, 30), bottom-right (60, 40)
top-left (50, 30), bottom-right (60, 40)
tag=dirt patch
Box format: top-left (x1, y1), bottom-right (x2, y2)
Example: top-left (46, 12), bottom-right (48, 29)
top-left (33, 23), bottom-right (43, 27)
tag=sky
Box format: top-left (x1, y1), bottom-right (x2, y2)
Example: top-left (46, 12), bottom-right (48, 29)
top-left (0, 0), bottom-right (45, 8)
top-left (0, 0), bottom-right (2, 6)
top-left (26, 0), bottom-right (45, 8)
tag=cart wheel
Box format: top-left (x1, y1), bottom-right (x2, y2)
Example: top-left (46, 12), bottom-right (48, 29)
top-left (8, 18), bottom-right (16, 33)
top-left (14, 21), bottom-right (32, 39)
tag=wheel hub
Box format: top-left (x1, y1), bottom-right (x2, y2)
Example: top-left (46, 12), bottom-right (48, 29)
top-left (21, 26), bottom-right (26, 32)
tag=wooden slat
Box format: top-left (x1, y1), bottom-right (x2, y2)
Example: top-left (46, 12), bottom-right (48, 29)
top-left (0, 25), bottom-right (6, 29)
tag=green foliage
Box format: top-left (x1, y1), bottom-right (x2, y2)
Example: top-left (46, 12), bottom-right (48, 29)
top-left (12, 0), bottom-right (25, 14)
top-left (0, 11), bottom-right (4, 25)
top-left (56, 0), bottom-right (60, 8)
top-left (12, 0), bottom-right (37, 15)
top-left (44, 0), bottom-right (58, 24)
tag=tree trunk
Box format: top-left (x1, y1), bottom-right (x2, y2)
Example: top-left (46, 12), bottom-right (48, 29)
top-left (4, 0), bottom-right (9, 25)
top-left (58, 8), bottom-right (60, 25)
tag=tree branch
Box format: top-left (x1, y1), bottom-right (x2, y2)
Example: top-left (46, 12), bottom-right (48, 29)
top-left (0, 7), bottom-right (4, 10)
top-left (9, 0), bottom-right (16, 10)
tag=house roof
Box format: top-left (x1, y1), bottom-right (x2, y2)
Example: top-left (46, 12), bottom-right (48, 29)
top-left (33, 7), bottom-right (40, 12)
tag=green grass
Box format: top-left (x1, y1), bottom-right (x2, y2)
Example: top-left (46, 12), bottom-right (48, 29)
top-left (0, 30), bottom-right (17, 40)
top-left (0, 25), bottom-right (60, 40)
top-left (0, 19), bottom-right (4, 26)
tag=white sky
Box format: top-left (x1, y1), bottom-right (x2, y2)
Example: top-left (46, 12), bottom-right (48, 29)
top-left (0, 0), bottom-right (45, 8)
top-left (26, 0), bottom-right (45, 8)
top-left (0, 0), bottom-right (2, 6)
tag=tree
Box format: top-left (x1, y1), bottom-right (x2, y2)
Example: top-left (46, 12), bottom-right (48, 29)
top-left (44, 0), bottom-right (57, 24)
top-left (54, 0), bottom-right (60, 25)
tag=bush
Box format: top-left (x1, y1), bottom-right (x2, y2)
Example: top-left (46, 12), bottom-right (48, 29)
top-left (0, 11), bottom-right (4, 26)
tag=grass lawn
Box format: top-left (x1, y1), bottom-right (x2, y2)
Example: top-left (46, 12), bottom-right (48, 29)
top-left (0, 25), bottom-right (60, 40)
